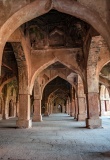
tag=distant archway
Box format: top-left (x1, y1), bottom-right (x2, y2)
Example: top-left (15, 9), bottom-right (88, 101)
top-left (30, 59), bottom-right (80, 94)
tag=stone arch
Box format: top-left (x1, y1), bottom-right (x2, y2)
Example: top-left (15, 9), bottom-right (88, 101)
top-left (0, 77), bottom-right (16, 93)
top-left (96, 37), bottom-right (110, 77)
top-left (51, 95), bottom-right (66, 103)
top-left (100, 85), bottom-right (105, 99)
top-left (49, 94), bottom-right (67, 104)
top-left (0, 0), bottom-right (50, 71)
top-left (48, 89), bottom-right (68, 113)
top-left (0, 0), bottom-right (110, 73)
top-left (104, 87), bottom-right (109, 99)
top-left (48, 88), bottom-right (69, 100)
top-left (98, 59), bottom-right (110, 90)
top-left (30, 58), bottom-right (81, 94)
top-left (48, 92), bottom-right (67, 103)
top-left (42, 75), bottom-right (76, 96)
top-left (99, 84), bottom-right (110, 115)
top-left (98, 60), bottom-right (110, 77)
top-left (42, 76), bottom-right (72, 105)
top-left (6, 83), bottom-right (17, 118)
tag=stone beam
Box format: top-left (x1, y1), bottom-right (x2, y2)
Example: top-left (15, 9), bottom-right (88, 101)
top-left (99, 75), bottom-right (110, 87)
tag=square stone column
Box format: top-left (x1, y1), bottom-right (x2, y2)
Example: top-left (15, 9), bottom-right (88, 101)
top-left (48, 103), bottom-right (51, 115)
top-left (77, 97), bottom-right (86, 121)
top-left (86, 93), bottom-right (102, 129)
top-left (100, 100), bottom-right (105, 116)
top-left (16, 100), bottom-right (19, 117)
top-left (33, 99), bottom-right (42, 122)
top-left (74, 98), bottom-right (78, 119)
top-left (16, 94), bottom-right (32, 128)
top-left (70, 100), bottom-right (75, 117)
top-left (50, 103), bottom-right (53, 114)
top-left (44, 103), bottom-right (49, 116)
top-left (67, 102), bottom-right (70, 115)
top-left (3, 98), bottom-right (9, 119)
top-left (62, 105), bottom-right (66, 113)
top-left (66, 101), bottom-right (68, 114)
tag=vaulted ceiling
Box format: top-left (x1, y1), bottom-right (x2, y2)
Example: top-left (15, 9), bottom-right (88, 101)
top-left (24, 9), bottom-right (90, 49)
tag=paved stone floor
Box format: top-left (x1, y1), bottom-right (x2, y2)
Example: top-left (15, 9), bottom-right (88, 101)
top-left (0, 114), bottom-right (110, 160)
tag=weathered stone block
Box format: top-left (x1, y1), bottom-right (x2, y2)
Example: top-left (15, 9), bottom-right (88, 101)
top-left (16, 119), bottom-right (32, 128)
top-left (77, 113), bottom-right (86, 121)
top-left (32, 115), bottom-right (42, 122)
top-left (86, 118), bottom-right (102, 129)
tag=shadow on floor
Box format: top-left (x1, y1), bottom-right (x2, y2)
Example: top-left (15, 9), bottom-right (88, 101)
top-left (0, 126), bottom-right (17, 129)
top-left (101, 152), bottom-right (110, 157)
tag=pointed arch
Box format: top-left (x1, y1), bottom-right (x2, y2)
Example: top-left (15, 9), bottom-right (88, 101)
top-left (98, 60), bottom-right (110, 77)
top-left (0, 0), bottom-right (110, 74)
top-left (42, 75), bottom-right (76, 95)
top-left (30, 58), bottom-right (79, 94)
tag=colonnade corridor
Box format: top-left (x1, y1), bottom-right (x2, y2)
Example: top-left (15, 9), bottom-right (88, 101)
top-left (0, 114), bottom-right (110, 160)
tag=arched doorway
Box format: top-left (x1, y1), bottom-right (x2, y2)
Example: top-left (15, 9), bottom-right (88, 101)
top-left (99, 62), bottom-right (110, 116)
top-left (41, 77), bottom-right (72, 115)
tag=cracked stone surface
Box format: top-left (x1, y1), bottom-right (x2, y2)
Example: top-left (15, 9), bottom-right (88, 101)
top-left (0, 114), bottom-right (110, 160)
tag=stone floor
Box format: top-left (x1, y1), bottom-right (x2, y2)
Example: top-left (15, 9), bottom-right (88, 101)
top-left (0, 114), bottom-right (110, 160)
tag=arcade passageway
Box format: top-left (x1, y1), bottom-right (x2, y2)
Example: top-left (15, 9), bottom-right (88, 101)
top-left (0, 114), bottom-right (110, 160)
top-left (0, 0), bottom-right (110, 159)
top-left (0, 0), bottom-right (110, 129)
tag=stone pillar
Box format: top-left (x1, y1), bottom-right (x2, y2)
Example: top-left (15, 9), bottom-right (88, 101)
top-left (50, 103), bottom-right (53, 114)
top-left (0, 95), bottom-right (4, 119)
top-left (86, 36), bottom-right (103, 128)
top-left (70, 99), bottom-right (75, 117)
top-left (3, 98), bottom-right (9, 119)
top-left (49, 103), bottom-right (51, 115)
top-left (44, 102), bottom-right (49, 116)
top-left (66, 101), bottom-right (68, 114)
top-left (99, 85), bottom-right (105, 116)
top-left (77, 97), bottom-right (86, 121)
top-left (33, 99), bottom-right (42, 122)
top-left (16, 94), bottom-right (32, 128)
top-left (69, 102), bottom-right (72, 116)
top-left (62, 105), bottom-right (65, 113)
top-left (16, 100), bottom-right (19, 117)
top-left (70, 102), bottom-right (72, 117)
top-left (105, 100), bottom-right (110, 111)
top-left (68, 100), bottom-right (70, 115)
top-left (86, 92), bottom-right (102, 129)
top-left (68, 104), bottom-right (70, 115)
top-left (2, 97), bottom-right (6, 119)
top-left (74, 98), bottom-right (78, 119)
top-left (2, 100), bottom-right (6, 119)
top-left (13, 101), bottom-right (16, 117)
top-left (100, 100), bottom-right (105, 116)
top-left (77, 76), bottom-right (86, 121)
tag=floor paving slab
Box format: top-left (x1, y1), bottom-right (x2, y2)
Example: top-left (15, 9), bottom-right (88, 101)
top-left (0, 114), bottom-right (110, 160)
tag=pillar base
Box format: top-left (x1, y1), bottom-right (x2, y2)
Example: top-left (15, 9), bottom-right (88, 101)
top-left (86, 118), bottom-right (102, 129)
top-left (77, 114), bottom-right (86, 121)
top-left (99, 111), bottom-right (105, 116)
top-left (32, 115), bottom-right (42, 122)
top-left (74, 114), bottom-right (77, 119)
top-left (44, 111), bottom-right (49, 116)
top-left (16, 119), bottom-right (32, 128)
top-left (3, 114), bottom-right (9, 120)
top-left (70, 112), bottom-right (74, 117)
